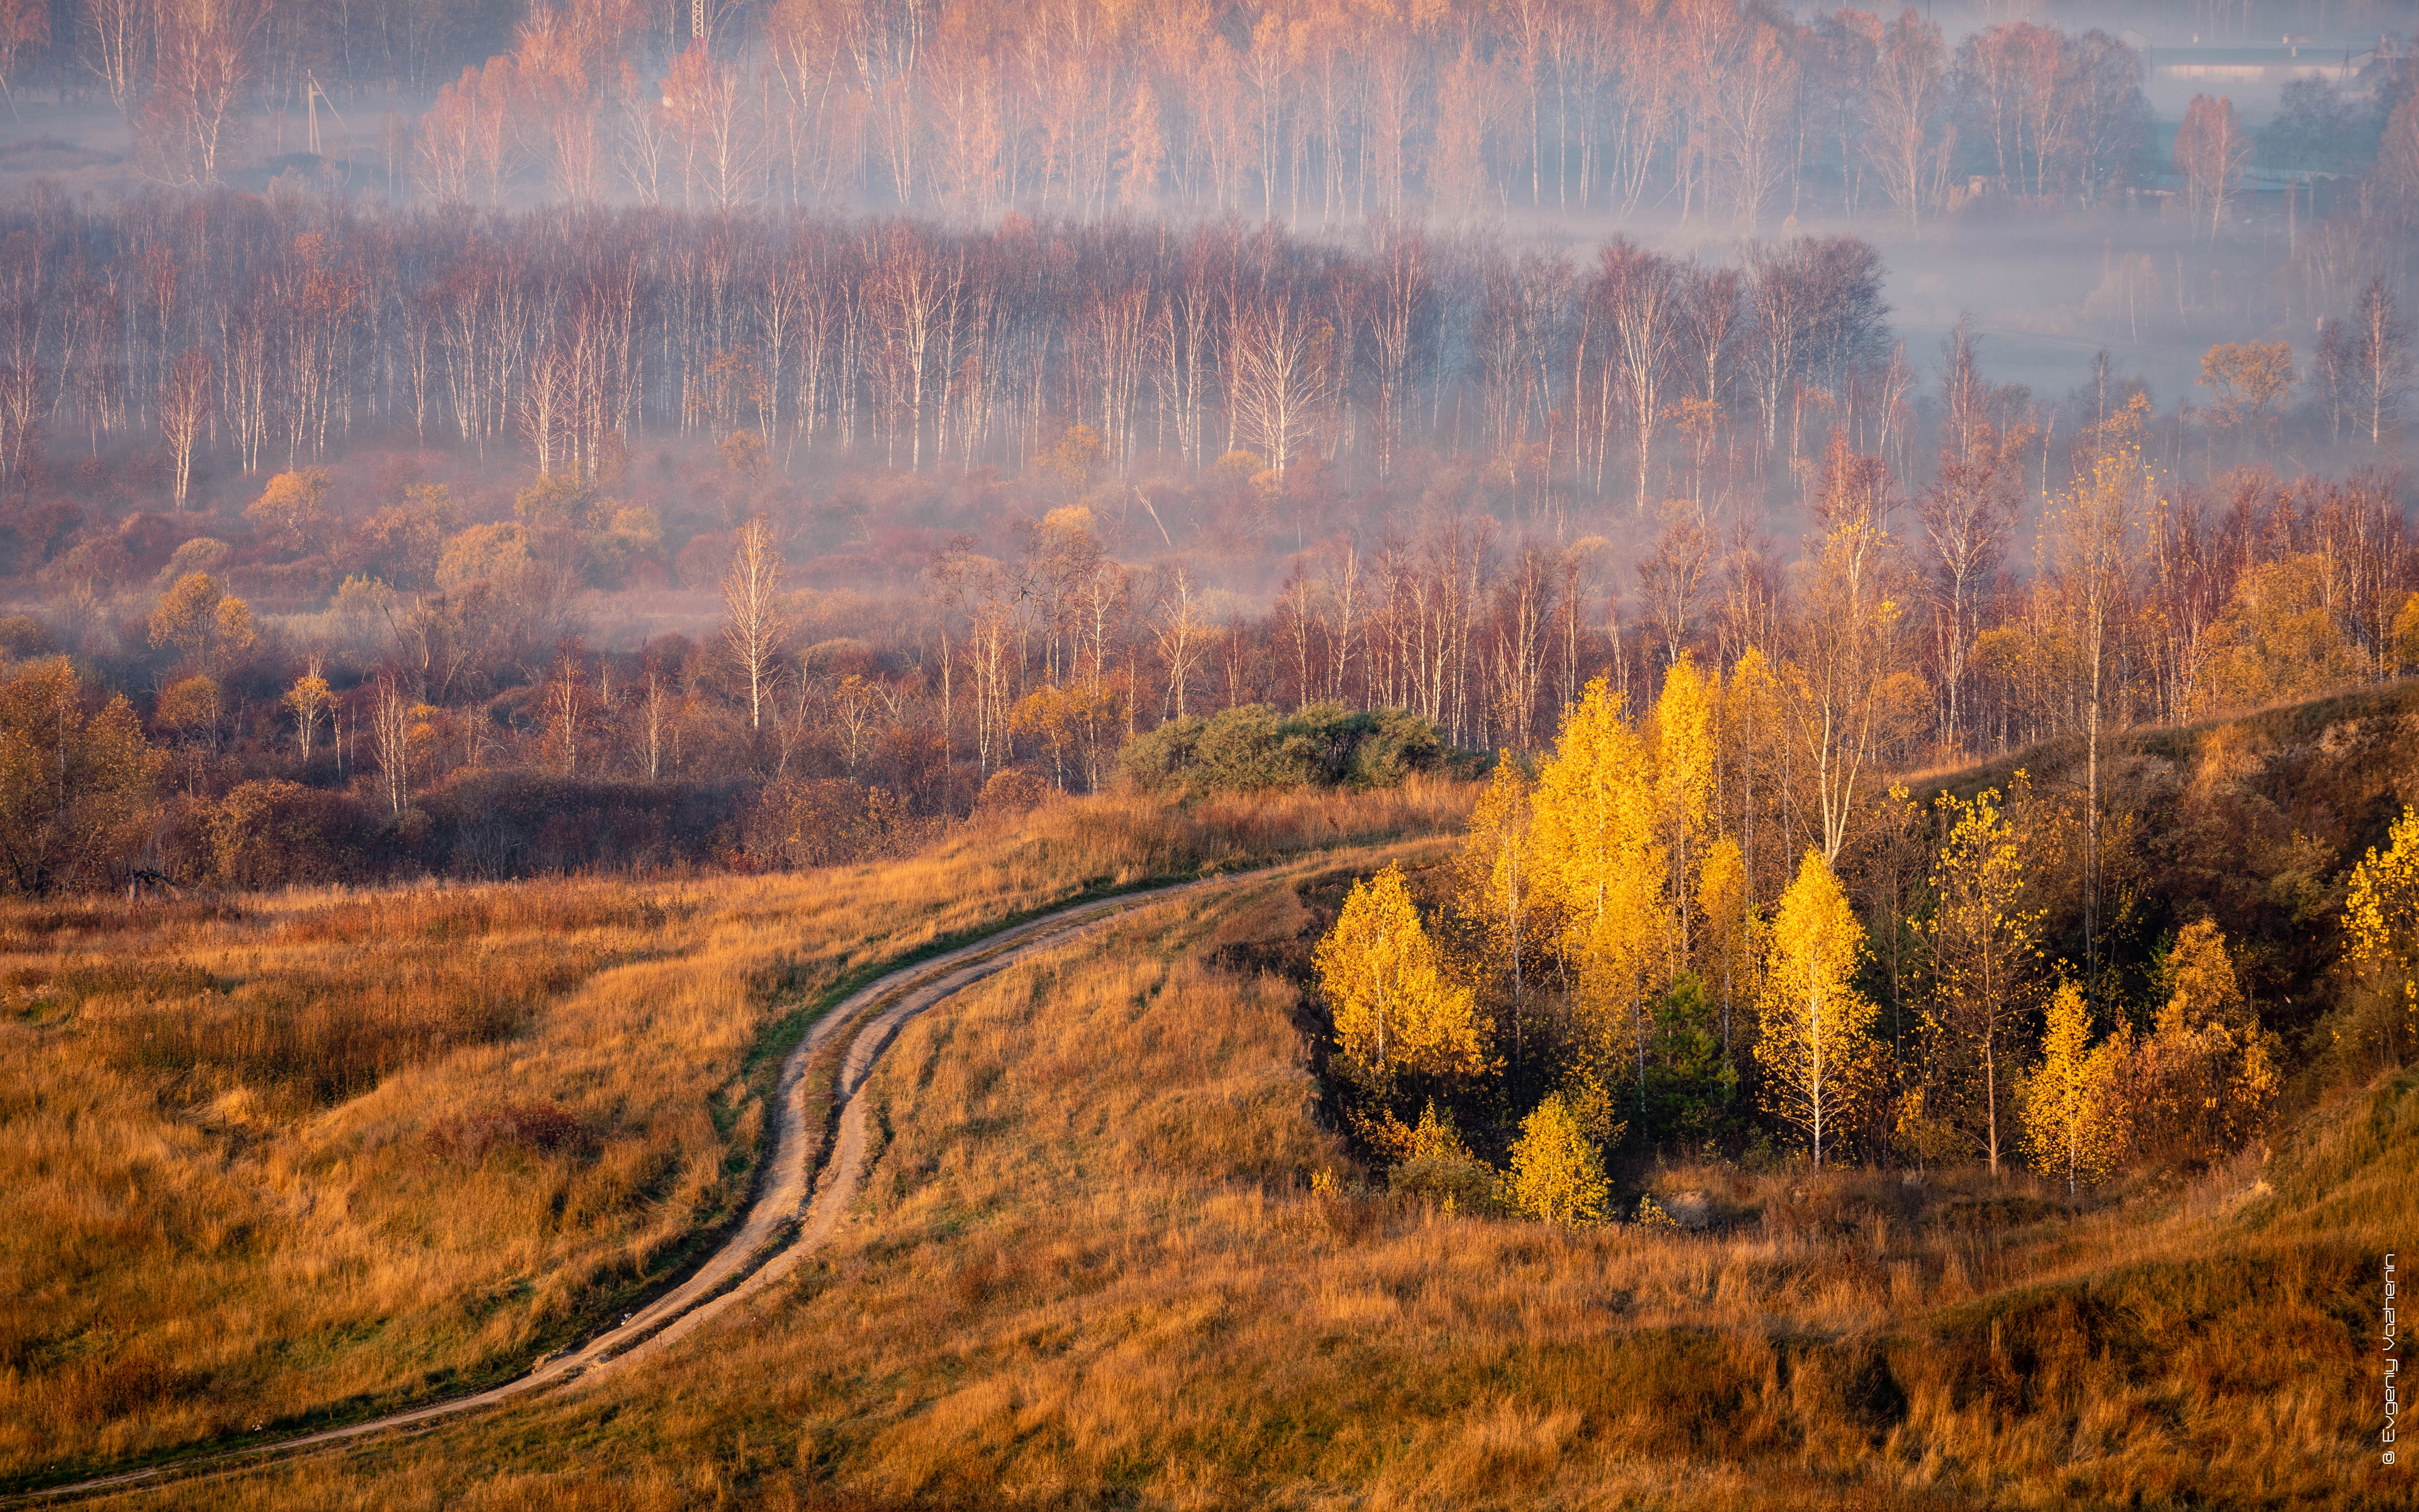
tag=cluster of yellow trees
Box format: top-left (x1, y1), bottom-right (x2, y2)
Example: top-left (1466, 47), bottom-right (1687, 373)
top-left (1310, 658), bottom-right (2419, 1222)
top-left (1314, 657), bottom-right (1896, 1220)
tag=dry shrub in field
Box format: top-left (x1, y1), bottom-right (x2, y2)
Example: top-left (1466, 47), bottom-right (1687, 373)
top-left (972, 768), bottom-right (1050, 817)
top-left (0, 785), bottom-right (1468, 1487)
top-left (428, 1105), bottom-right (590, 1163)
top-left (748, 779), bottom-right (937, 870)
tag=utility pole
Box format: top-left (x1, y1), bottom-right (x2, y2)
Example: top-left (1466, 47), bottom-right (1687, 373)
top-left (304, 72), bottom-right (347, 159)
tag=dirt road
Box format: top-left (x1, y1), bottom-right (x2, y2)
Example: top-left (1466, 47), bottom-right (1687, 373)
top-left (15, 872), bottom-right (1252, 1504)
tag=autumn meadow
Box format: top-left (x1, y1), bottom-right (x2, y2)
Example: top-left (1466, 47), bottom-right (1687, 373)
top-left (0, 0), bottom-right (2416, 1504)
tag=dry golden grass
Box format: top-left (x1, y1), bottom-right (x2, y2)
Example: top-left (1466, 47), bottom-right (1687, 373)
top-left (0, 781), bottom-right (1472, 1488)
top-left (84, 864), bottom-right (2414, 1511)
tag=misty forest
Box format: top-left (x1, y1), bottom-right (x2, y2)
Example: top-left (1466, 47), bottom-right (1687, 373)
top-left (0, 0), bottom-right (2415, 1506)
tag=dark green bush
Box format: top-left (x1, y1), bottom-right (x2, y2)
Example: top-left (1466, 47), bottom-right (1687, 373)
top-left (1116, 703), bottom-right (1443, 795)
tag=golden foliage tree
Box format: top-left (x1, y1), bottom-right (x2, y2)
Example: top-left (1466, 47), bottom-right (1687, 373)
top-left (1530, 676), bottom-right (1663, 1100)
top-left (0, 658), bottom-right (162, 894)
top-left (2342, 804), bottom-right (2419, 1067)
top-left (2198, 340), bottom-right (2293, 451)
top-left (2194, 554), bottom-right (2362, 714)
top-left (1652, 653), bottom-right (1718, 970)
top-left (1506, 1092), bottom-right (1610, 1225)
top-left (2020, 980), bottom-right (2130, 1197)
top-left (1010, 681), bottom-right (1118, 792)
top-left (1918, 787), bottom-right (2040, 1173)
top-left (1695, 834), bottom-right (1762, 1061)
top-left (245, 469), bottom-right (334, 553)
top-left (435, 522), bottom-right (533, 592)
top-left (147, 572), bottom-right (256, 673)
top-left (1456, 754), bottom-right (1543, 1060)
top-left (1314, 863), bottom-right (1491, 1092)
top-left (155, 675), bottom-right (223, 765)
top-left (284, 658), bottom-right (334, 762)
top-left (1722, 645), bottom-right (1785, 886)
top-left (1755, 848), bottom-right (1879, 1170)
top-left (2393, 592), bottom-right (2419, 674)
top-left (2127, 919), bottom-right (2279, 1165)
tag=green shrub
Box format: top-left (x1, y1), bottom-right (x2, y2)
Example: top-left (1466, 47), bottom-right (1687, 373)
top-left (1117, 703), bottom-right (1442, 796)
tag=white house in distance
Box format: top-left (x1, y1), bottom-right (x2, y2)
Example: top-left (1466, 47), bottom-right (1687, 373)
top-left (2126, 30), bottom-right (2385, 121)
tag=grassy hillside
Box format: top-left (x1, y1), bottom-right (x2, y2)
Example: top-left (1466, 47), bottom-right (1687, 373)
top-left (20, 687), bottom-right (2419, 1507)
top-left (0, 783), bottom-right (1471, 1489)
top-left (1900, 684), bottom-right (2419, 1051)
top-left (82, 867), bottom-right (2413, 1511)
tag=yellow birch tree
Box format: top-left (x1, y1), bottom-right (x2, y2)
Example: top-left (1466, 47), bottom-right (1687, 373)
top-left (1315, 862), bottom-right (1491, 1091)
top-left (1457, 754), bottom-right (1544, 1063)
top-left (283, 658), bottom-right (333, 762)
top-left (1723, 647), bottom-right (1787, 895)
top-left (148, 572), bottom-right (256, 674)
top-left (1696, 834), bottom-right (1762, 1063)
top-left (1919, 787), bottom-right (2041, 1174)
top-left (1531, 676), bottom-right (1664, 1106)
top-left (1506, 1092), bottom-right (1610, 1225)
top-left (2020, 979), bottom-right (2129, 1197)
top-left (2344, 804), bottom-right (2419, 1065)
top-left (2130, 920), bottom-right (2279, 1164)
top-left (1653, 653), bottom-right (1719, 975)
top-left (1756, 848), bottom-right (1879, 1170)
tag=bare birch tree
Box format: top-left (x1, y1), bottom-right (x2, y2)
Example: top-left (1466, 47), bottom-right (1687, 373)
top-left (722, 514), bottom-right (787, 731)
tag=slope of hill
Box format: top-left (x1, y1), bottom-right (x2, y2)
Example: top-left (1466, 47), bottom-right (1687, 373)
top-left (1908, 683), bottom-right (2419, 1052)
top-left (71, 867), bottom-right (2406, 1511)
top-left (0, 785), bottom-right (1468, 1491)
top-left (15, 687), bottom-right (2419, 1509)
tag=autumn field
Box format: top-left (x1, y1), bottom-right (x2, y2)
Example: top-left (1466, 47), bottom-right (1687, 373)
top-left (54, 864), bottom-right (2413, 1512)
top-left (13, 682), bottom-right (2419, 1508)
top-left (0, 0), bottom-right (2415, 1494)
top-left (0, 781), bottom-right (1470, 1489)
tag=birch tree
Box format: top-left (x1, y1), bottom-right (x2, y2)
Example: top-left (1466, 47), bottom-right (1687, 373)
top-left (722, 514), bottom-right (787, 731)
top-left (1755, 847), bottom-right (1877, 1171)
top-left (2048, 445), bottom-right (2150, 977)
top-left (1919, 787), bottom-right (2040, 1174)
top-left (1315, 863), bottom-right (1490, 1091)
top-left (2020, 980), bottom-right (2128, 1197)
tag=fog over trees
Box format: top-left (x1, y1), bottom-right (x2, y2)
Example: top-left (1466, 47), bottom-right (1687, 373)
top-left (0, 0), bottom-right (2406, 899)
top-left (0, 0), bottom-right (2402, 222)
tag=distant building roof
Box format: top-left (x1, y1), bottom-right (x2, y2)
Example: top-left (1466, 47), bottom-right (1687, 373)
top-left (2146, 42), bottom-right (2375, 68)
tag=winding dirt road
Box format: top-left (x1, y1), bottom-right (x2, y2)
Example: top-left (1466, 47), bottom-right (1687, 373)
top-left (17, 872), bottom-right (1252, 1504)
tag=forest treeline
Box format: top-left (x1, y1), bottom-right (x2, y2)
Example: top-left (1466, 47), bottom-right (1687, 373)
top-left (2, 197), bottom-right (1924, 500)
top-left (0, 178), bottom-right (2409, 938)
top-left (2, 187), bottom-right (2412, 521)
top-left (0, 191), bottom-right (1974, 503)
top-left (3, 0), bottom-right (2417, 226)
top-left (7, 401), bottom-right (2417, 903)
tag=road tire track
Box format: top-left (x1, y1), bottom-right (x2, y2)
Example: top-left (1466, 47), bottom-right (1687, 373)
top-left (13, 872), bottom-right (1253, 1505)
